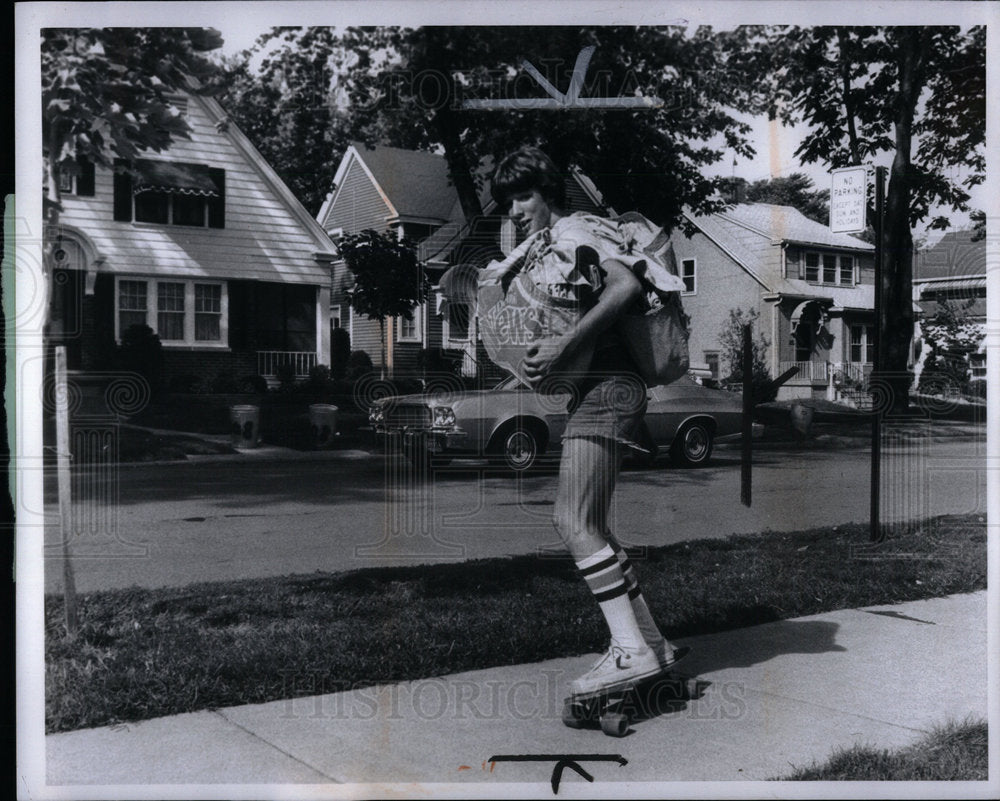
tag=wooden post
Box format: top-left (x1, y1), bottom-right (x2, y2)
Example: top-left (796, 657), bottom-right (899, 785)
top-left (741, 323), bottom-right (753, 507)
top-left (55, 346), bottom-right (78, 635)
top-left (870, 166), bottom-right (887, 542)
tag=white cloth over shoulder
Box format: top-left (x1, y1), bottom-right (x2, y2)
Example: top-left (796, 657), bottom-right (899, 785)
top-left (478, 211), bottom-right (686, 304)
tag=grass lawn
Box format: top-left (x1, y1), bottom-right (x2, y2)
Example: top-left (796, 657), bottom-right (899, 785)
top-left (779, 718), bottom-right (988, 780)
top-left (45, 513), bottom-right (985, 734)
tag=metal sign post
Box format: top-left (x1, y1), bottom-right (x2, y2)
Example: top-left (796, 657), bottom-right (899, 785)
top-left (870, 166), bottom-right (888, 541)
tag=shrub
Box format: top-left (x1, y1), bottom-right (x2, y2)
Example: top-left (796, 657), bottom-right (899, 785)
top-left (303, 364), bottom-right (330, 395)
top-left (346, 350), bottom-right (374, 380)
top-left (275, 362), bottom-right (298, 391)
top-left (168, 373), bottom-right (202, 394)
top-left (117, 325), bottom-right (165, 395)
top-left (330, 328), bottom-right (351, 379)
top-left (207, 370), bottom-right (241, 394)
top-left (239, 374), bottom-right (269, 395)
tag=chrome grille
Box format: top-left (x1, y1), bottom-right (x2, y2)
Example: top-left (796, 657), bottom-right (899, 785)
top-left (382, 404), bottom-right (431, 429)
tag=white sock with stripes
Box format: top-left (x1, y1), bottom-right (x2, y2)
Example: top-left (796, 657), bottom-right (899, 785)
top-left (607, 540), bottom-right (667, 650)
top-left (576, 546), bottom-right (647, 651)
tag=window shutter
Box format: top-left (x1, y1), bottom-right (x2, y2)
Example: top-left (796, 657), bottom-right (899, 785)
top-left (208, 168), bottom-right (225, 228)
top-left (113, 161), bottom-right (133, 221)
top-left (76, 158), bottom-right (95, 196)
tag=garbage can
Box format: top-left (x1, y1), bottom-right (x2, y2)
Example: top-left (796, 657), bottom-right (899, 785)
top-left (790, 403), bottom-right (814, 438)
top-left (309, 404), bottom-right (339, 448)
top-left (230, 404), bottom-right (260, 448)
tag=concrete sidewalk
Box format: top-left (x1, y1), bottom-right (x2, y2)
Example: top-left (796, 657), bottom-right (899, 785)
top-left (45, 592), bottom-right (990, 788)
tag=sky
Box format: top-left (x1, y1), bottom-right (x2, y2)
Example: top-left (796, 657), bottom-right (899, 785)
top-left (215, 24), bottom-right (983, 243)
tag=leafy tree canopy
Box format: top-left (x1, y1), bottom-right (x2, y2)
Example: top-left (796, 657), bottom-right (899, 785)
top-left (223, 26), bottom-right (762, 228)
top-left (42, 28), bottom-right (224, 175)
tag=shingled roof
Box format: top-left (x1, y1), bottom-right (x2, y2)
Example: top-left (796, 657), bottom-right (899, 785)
top-left (350, 142), bottom-right (494, 222)
top-left (914, 229), bottom-right (987, 281)
top-left (719, 203), bottom-right (875, 251)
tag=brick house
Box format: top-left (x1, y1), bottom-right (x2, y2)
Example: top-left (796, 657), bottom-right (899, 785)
top-left (316, 142), bottom-right (609, 378)
top-left (46, 90), bottom-right (338, 386)
top-left (912, 229), bottom-right (988, 386)
top-left (670, 204), bottom-right (877, 399)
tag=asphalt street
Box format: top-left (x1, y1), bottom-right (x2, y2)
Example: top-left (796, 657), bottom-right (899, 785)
top-left (40, 435), bottom-right (987, 594)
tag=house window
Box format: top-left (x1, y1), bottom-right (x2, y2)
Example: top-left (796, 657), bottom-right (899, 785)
top-left (194, 284), bottom-right (222, 341)
top-left (704, 352), bottom-right (719, 379)
top-left (114, 159), bottom-right (225, 228)
top-left (57, 158), bottom-right (95, 196)
top-left (397, 307), bottom-right (423, 343)
top-left (116, 277), bottom-right (227, 346)
top-left (157, 282), bottom-right (186, 340)
top-left (803, 251), bottom-right (856, 286)
top-left (840, 256), bottom-right (854, 285)
top-left (118, 280), bottom-right (148, 333)
top-left (681, 258), bottom-right (696, 294)
top-left (850, 324), bottom-right (874, 363)
top-left (970, 352), bottom-right (986, 381)
top-left (804, 252), bottom-right (820, 283)
top-left (330, 305), bottom-right (342, 329)
top-left (823, 255), bottom-right (838, 284)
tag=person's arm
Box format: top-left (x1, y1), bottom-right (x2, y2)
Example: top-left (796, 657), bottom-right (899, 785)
top-left (522, 258), bottom-right (641, 388)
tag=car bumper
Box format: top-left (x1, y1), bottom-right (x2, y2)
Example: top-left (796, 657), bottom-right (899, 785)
top-left (373, 427), bottom-right (472, 454)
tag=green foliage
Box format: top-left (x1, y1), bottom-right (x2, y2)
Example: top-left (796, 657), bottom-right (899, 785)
top-left (917, 299), bottom-right (984, 396)
top-left (217, 28), bottom-right (348, 215)
top-left (42, 28), bottom-right (224, 190)
top-left (718, 308), bottom-right (775, 402)
top-left (330, 327), bottom-right (351, 379)
top-left (223, 26), bottom-right (761, 229)
top-left (728, 26), bottom-right (986, 409)
top-left (743, 173), bottom-right (830, 225)
top-left (116, 325), bottom-right (164, 395)
top-left (275, 362), bottom-right (297, 391)
top-left (339, 230), bottom-right (427, 376)
top-left (346, 349), bottom-right (374, 381)
top-left (44, 514), bottom-right (986, 732)
top-left (782, 718), bottom-right (987, 781)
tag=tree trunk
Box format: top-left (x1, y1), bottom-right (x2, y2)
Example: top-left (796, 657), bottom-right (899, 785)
top-left (379, 317), bottom-right (386, 380)
top-left (880, 29), bottom-right (927, 415)
top-left (434, 104), bottom-right (485, 225)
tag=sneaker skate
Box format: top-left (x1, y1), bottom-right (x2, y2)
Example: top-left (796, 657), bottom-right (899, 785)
top-left (569, 642), bottom-right (661, 697)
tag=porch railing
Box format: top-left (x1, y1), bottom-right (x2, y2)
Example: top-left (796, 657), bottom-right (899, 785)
top-left (257, 350), bottom-right (317, 378)
top-left (779, 361), bottom-right (829, 382)
top-left (778, 360), bottom-right (872, 387)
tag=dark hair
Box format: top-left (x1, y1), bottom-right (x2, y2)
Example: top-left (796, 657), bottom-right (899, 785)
top-left (490, 146), bottom-right (567, 209)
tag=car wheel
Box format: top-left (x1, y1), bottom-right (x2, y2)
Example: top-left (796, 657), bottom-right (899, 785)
top-left (670, 420), bottom-right (713, 467)
top-left (492, 422), bottom-right (544, 472)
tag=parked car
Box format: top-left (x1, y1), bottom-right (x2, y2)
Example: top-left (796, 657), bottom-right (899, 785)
top-left (369, 373), bottom-right (757, 472)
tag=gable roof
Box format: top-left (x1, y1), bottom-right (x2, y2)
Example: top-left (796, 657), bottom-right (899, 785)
top-left (320, 142), bottom-right (496, 226)
top-left (193, 90), bottom-right (338, 261)
top-left (914, 229), bottom-right (986, 281)
top-left (719, 203), bottom-right (875, 251)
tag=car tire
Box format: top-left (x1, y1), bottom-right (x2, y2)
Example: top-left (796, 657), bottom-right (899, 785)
top-left (491, 421), bottom-right (545, 472)
top-left (670, 420), bottom-right (714, 467)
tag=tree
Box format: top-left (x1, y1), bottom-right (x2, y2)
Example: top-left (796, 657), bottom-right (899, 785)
top-left (744, 173), bottom-right (830, 225)
top-left (338, 230), bottom-right (428, 378)
top-left (916, 298), bottom-right (984, 396)
top-left (41, 27), bottom-right (224, 313)
top-left (218, 28), bottom-right (349, 215)
top-left (733, 26), bottom-right (985, 412)
top-left (718, 308), bottom-right (776, 403)
top-left (225, 26), bottom-right (761, 231)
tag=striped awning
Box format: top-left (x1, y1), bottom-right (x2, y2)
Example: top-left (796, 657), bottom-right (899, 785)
top-left (917, 276), bottom-right (986, 295)
top-left (133, 159), bottom-right (220, 197)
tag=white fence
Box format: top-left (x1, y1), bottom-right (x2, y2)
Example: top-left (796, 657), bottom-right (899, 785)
top-left (779, 361), bottom-right (872, 386)
top-left (257, 350), bottom-right (317, 379)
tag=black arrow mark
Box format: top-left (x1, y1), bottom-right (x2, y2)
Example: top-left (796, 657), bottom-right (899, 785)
top-left (486, 754), bottom-right (628, 794)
